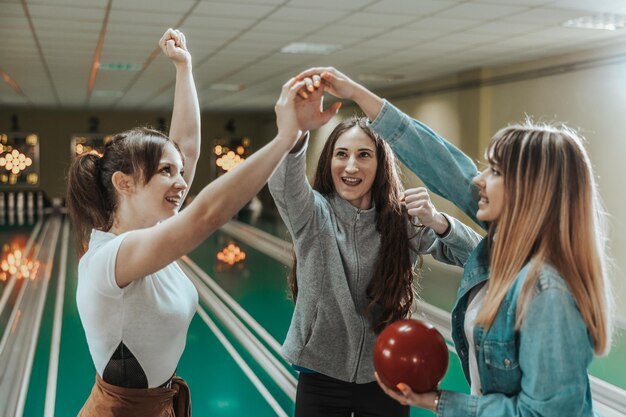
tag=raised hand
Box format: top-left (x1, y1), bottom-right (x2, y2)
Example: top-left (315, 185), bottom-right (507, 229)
top-left (297, 67), bottom-right (360, 100)
top-left (403, 187), bottom-right (449, 235)
top-left (159, 28), bottom-right (191, 66)
top-left (294, 79), bottom-right (342, 132)
top-left (275, 77), bottom-right (308, 146)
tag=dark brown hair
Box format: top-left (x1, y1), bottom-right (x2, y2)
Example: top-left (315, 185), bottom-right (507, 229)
top-left (66, 127), bottom-right (173, 255)
top-left (289, 117), bottom-right (418, 333)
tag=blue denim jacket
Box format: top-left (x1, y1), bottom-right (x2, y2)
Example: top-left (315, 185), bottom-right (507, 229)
top-left (370, 100), bottom-right (597, 417)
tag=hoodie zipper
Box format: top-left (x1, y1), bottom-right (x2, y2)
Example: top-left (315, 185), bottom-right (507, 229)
top-left (352, 209), bottom-right (367, 381)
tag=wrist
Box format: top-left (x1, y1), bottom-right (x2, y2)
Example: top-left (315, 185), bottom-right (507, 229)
top-left (433, 389), bottom-right (442, 412)
top-left (275, 131), bottom-right (301, 150)
top-left (174, 60), bottom-right (192, 71)
top-left (434, 213), bottom-right (450, 236)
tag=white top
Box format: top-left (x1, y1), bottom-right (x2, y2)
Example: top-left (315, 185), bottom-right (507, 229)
top-left (464, 282), bottom-right (488, 396)
top-left (76, 229), bottom-right (198, 388)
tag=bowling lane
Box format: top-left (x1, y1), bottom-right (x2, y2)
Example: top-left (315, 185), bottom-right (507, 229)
top-left (190, 224), bottom-right (469, 417)
top-left (187, 230), bottom-right (295, 349)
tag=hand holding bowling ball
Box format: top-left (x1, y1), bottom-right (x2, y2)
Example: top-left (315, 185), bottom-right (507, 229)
top-left (373, 319), bottom-right (448, 393)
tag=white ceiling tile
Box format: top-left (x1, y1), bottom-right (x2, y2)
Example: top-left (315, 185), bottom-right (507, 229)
top-left (114, 0), bottom-right (196, 14)
top-left (183, 14), bottom-right (256, 30)
top-left (253, 18), bottom-right (328, 34)
top-left (28, 4), bottom-right (105, 20)
top-left (29, 0), bottom-right (107, 7)
top-left (365, 0), bottom-right (463, 15)
top-left (406, 16), bottom-right (481, 32)
top-left (0, 3), bottom-right (25, 16)
top-left (435, 2), bottom-right (529, 20)
top-left (285, 0), bottom-right (373, 10)
top-left (194, 2), bottom-right (277, 19)
top-left (108, 9), bottom-right (180, 26)
top-left (269, 6), bottom-right (351, 22)
top-left (467, 21), bottom-right (541, 36)
top-left (337, 11), bottom-right (420, 27)
top-left (478, 0), bottom-right (552, 5)
top-left (504, 7), bottom-right (588, 25)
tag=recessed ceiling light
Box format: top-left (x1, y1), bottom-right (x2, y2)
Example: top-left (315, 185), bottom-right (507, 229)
top-left (92, 90), bottom-right (123, 97)
top-left (358, 73), bottom-right (405, 82)
top-left (281, 42), bottom-right (341, 54)
top-left (98, 63), bottom-right (142, 71)
top-left (562, 13), bottom-right (626, 30)
top-left (209, 84), bottom-right (244, 92)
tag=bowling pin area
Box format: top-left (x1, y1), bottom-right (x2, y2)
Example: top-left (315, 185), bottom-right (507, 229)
top-left (0, 191), bottom-right (45, 227)
top-left (0, 204), bottom-right (625, 417)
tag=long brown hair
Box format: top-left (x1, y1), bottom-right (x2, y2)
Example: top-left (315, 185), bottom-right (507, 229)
top-left (66, 127), bottom-right (173, 255)
top-left (289, 118), bottom-right (418, 333)
top-left (476, 121), bottom-right (612, 354)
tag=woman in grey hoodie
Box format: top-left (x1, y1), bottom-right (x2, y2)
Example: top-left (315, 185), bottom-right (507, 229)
top-left (268, 95), bottom-right (481, 417)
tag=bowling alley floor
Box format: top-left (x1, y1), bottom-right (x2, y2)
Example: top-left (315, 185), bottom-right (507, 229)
top-left (0, 211), bottom-right (625, 417)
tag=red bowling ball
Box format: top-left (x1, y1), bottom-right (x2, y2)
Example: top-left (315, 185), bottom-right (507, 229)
top-left (374, 319), bottom-right (448, 393)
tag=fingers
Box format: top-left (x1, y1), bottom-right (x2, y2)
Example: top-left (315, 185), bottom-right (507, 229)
top-left (375, 373), bottom-right (411, 405)
top-left (296, 67), bottom-right (335, 81)
top-left (159, 28), bottom-right (186, 51)
top-left (278, 77), bottom-right (305, 103)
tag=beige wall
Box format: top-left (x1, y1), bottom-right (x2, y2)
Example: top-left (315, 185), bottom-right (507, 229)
top-left (0, 107), bottom-right (274, 200)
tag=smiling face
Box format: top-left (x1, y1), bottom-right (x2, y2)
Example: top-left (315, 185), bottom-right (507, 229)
top-left (131, 142), bottom-right (187, 224)
top-left (472, 162), bottom-right (504, 222)
top-left (330, 126), bottom-right (378, 209)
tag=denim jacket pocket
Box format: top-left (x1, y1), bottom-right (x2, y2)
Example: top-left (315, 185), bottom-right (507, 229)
top-left (483, 340), bottom-right (521, 395)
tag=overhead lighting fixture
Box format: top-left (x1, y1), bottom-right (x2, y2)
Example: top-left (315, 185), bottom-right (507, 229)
top-left (92, 90), bottom-right (123, 98)
top-left (562, 13), bottom-right (626, 30)
top-left (209, 84), bottom-right (244, 92)
top-left (98, 63), bottom-right (142, 71)
top-left (358, 73), bottom-right (406, 82)
top-left (281, 42), bottom-right (341, 55)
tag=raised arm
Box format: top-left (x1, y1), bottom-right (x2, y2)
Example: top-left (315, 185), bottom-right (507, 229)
top-left (114, 78), bottom-right (307, 287)
top-left (159, 28), bottom-right (200, 190)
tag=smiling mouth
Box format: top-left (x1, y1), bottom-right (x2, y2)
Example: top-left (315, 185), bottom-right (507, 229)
top-left (165, 196), bottom-right (182, 206)
top-left (478, 195), bottom-right (489, 205)
top-left (342, 177), bottom-right (362, 186)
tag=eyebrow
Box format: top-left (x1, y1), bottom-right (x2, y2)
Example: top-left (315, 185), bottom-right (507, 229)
top-left (334, 147), bottom-right (375, 152)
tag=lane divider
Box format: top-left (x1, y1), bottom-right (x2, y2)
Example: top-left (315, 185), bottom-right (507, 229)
top-left (194, 307), bottom-right (289, 417)
top-left (15, 217), bottom-right (62, 417)
top-left (43, 218), bottom-right (70, 417)
top-left (180, 261), bottom-right (296, 400)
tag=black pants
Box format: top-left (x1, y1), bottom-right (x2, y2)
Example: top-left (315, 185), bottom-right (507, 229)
top-left (295, 372), bottom-right (409, 417)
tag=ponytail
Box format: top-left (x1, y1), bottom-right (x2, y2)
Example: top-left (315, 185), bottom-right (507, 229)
top-left (67, 152), bottom-right (113, 255)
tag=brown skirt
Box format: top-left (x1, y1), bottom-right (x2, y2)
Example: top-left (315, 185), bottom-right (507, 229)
top-left (77, 374), bottom-right (191, 417)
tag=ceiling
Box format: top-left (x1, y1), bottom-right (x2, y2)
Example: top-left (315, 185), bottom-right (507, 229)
top-left (2, 0), bottom-right (626, 111)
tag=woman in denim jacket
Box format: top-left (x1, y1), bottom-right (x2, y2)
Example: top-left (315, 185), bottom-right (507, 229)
top-left (295, 67), bottom-right (613, 417)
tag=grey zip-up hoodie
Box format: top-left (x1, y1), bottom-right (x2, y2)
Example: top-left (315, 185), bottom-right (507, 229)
top-left (268, 138), bottom-right (481, 383)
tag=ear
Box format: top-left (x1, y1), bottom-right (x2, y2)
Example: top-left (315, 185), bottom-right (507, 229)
top-left (111, 171), bottom-right (136, 196)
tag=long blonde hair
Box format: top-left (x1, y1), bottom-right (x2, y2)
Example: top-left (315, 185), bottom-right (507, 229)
top-left (475, 122), bottom-right (612, 354)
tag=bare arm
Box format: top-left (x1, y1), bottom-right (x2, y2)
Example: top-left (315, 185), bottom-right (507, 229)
top-left (114, 78), bottom-right (306, 287)
top-left (159, 28), bottom-right (201, 190)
